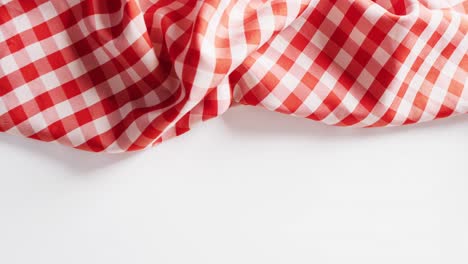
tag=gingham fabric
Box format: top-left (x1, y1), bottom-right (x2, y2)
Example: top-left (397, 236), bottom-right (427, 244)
top-left (0, 0), bottom-right (467, 152)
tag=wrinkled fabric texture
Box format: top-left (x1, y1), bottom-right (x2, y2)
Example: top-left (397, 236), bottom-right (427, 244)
top-left (0, 0), bottom-right (467, 152)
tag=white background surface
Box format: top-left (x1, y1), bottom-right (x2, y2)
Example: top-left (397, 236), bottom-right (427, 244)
top-left (0, 105), bottom-right (467, 264)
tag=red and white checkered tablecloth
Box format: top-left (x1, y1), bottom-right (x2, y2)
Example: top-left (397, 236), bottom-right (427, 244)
top-left (0, 0), bottom-right (467, 152)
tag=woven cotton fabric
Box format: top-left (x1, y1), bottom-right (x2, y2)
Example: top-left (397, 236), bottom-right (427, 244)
top-left (0, 0), bottom-right (467, 152)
